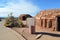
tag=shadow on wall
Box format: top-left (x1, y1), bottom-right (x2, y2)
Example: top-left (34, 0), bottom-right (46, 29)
top-left (34, 32), bottom-right (60, 37)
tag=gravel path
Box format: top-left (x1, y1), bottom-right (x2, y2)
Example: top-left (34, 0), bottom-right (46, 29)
top-left (0, 20), bottom-right (25, 40)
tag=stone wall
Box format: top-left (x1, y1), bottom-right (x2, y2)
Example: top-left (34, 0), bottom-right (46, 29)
top-left (35, 9), bottom-right (60, 32)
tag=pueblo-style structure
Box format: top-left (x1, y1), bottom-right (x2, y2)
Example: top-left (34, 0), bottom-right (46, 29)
top-left (18, 14), bottom-right (32, 26)
top-left (35, 9), bottom-right (60, 33)
top-left (18, 14), bottom-right (32, 21)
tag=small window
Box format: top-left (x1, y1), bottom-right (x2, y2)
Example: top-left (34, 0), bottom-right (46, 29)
top-left (41, 19), bottom-right (43, 27)
top-left (45, 19), bottom-right (47, 27)
top-left (22, 16), bottom-right (26, 20)
top-left (49, 20), bottom-right (52, 28)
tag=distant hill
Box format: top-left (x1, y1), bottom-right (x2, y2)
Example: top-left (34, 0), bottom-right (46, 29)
top-left (0, 17), bottom-right (18, 19)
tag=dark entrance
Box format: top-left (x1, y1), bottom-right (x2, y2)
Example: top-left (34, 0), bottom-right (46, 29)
top-left (57, 17), bottom-right (60, 31)
top-left (22, 16), bottom-right (26, 20)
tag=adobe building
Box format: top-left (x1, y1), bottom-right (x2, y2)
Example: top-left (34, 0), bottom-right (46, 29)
top-left (18, 14), bottom-right (32, 21)
top-left (35, 9), bottom-right (60, 32)
top-left (18, 14), bottom-right (32, 26)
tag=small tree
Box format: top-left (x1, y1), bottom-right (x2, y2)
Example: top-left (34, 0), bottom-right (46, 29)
top-left (4, 12), bottom-right (25, 28)
top-left (4, 12), bottom-right (15, 28)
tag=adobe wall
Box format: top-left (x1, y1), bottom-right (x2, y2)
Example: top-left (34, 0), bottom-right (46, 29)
top-left (35, 9), bottom-right (60, 32)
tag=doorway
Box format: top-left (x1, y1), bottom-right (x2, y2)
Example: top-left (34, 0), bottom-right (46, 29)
top-left (57, 17), bottom-right (60, 31)
top-left (22, 16), bottom-right (26, 21)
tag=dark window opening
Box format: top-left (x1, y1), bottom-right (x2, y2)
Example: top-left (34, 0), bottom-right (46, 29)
top-left (22, 16), bottom-right (26, 20)
top-left (45, 19), bottom-right (47, 27)
top-left (57, 17), bottom-right (60, 31)
top-left (41, 19), bottom-right (43, 27)
top-left (49, 20), bottom-right (52, 28)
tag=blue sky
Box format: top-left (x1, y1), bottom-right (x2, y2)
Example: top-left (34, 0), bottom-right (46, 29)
top-left (0, 0), bottom-right (60, 17)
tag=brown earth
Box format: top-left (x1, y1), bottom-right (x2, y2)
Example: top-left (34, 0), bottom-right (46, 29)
top-left (12, 27), bottom-right (60, 40)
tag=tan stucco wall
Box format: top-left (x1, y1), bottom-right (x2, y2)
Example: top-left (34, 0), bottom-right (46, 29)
top-left (35, 9), bottom-right (60, 32)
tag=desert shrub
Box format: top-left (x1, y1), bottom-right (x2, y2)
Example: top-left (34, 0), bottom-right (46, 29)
top-left (4, 13), bottom-right (17, 28)
top-left (4, 16), bottom-right (15, 28)
top-left (4, 13), bottom-right (25, 28)
top-left (17, 20), bottom-right (25, 27)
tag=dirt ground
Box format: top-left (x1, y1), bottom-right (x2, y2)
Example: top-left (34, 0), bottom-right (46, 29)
top-left (12, 27), bottom-right (60, 40)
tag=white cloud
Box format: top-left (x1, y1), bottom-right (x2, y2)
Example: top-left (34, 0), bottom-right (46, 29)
top-left (0, 0), bottom-right (40, 17)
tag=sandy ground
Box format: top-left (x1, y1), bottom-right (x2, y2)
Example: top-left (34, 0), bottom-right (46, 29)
top-left (12, 27), bottom-right (60, 40)
top-left (0, 20), bottom-right (25, 40)
top-left (2, 19), bottom-right (60, 40)
top-left (37, 34), bottom-right (60, 40)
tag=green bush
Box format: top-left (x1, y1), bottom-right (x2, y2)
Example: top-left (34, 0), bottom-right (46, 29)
top-left (4, 13), bottom-right (25, 28)
top-left (17, 20), bottom-right (25, 27)
top-left (4, 16), bottom-right (14, 28)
